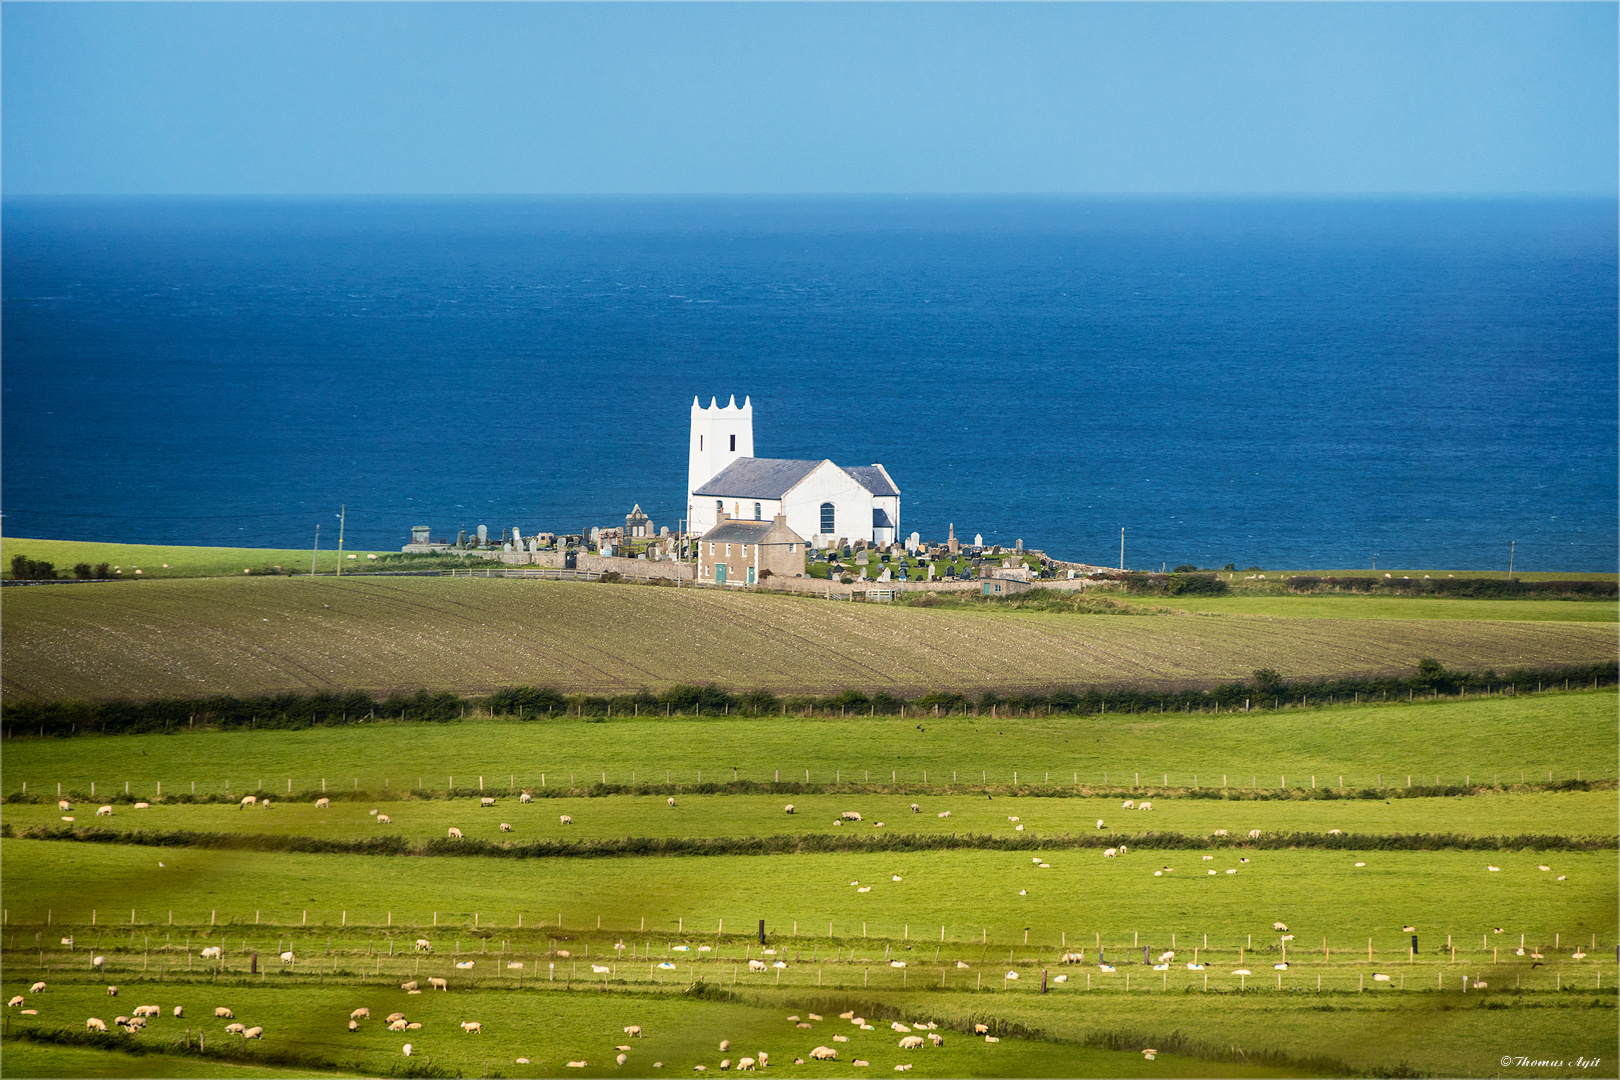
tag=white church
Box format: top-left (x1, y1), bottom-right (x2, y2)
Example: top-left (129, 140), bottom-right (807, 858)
top-left (685, 395), bottom-right (900, 547)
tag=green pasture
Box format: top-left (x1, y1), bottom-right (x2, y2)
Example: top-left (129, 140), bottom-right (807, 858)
top-left (0, 1041), bottom-right (365, 1078)
top-left (1123, 595), bottom-right (1618, 622)
top-left (5, 693), bottom-right (1612, 798)
top-left (5, 840), bottom-right (1612, 955)
top-left (7, 789), bottom-right (1614, 847)
top-left (1, 538), bottom-right (387, 580)
top-left (0, 980), bottom-right (1299, 1080)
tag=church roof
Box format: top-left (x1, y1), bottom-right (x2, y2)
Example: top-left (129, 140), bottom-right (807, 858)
top-left (693, 458), bottom-right (825, 499)
top-left (846, 465), bottom-right (900, 497)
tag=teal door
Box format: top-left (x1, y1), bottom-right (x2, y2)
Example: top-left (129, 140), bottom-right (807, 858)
top-left (747, 566), bottom-right (756, 584)
top-left (716, 564), bottom-right (727, 584)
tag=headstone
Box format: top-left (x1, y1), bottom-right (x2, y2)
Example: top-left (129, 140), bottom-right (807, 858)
top-left (908, 532), bottom-right (920, 553)
top-left (974, 534), bottom-right (983, 547)
top-left (513, 527), bottom-right (522, 546)
top-left (660, 526), bottom-right (669, 536)
top-left (477, 525), bottom-right (488, 545)
top-left (927, 564), bottom-right (936, 581)
top-left (503, 542), bottom-right (512, 552)
top-left (590, 527), bottom-right (600, 542)
top-left (1015, 539), bottom-right (1023, 553)
top-left (878, 567), bottom-right (891, 582)
top-left (457, 529), bottom-right (468, 548)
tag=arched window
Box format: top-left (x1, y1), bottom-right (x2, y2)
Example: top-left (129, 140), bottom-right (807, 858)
top-left (820, 502), bottom-right (835, 535)
top-left (754, 502), bottom-right (762, 520)
top-left (716, 500), bottom-right (724, 514)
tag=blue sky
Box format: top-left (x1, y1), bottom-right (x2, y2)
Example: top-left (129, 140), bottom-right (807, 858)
top-left (4, 2), bottom-right (1615, 195)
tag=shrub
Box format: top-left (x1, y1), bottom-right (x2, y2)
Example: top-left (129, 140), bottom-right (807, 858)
top-left (73, 563), bottom-right (94, 579)
top-left (9, 555), bottom-right (57, 580)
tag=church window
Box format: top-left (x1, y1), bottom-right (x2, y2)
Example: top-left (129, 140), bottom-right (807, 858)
top-left (730, 434), bottom-right (736, 451)
top-left (754, 502), bottom-right (761, 520)
top-left (820, 502), bottom-right (835, 534)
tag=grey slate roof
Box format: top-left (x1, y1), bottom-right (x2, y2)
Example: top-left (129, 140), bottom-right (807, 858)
top-left (872, 507), bottom-right (895, 529)
top-left (702, 520), bottom-right (776, 544)
top-left (693, 458), bottom-right (824, 499)
top-left (846, 465), bottom-right (900, 497)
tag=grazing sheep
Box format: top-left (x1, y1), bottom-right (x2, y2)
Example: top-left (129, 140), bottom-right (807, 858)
top-left (749, 960), bottom-right (767, 972)
top-left (668, 797), bottom-right (677, 807)
top-left (928, 1033), bottom-right (943, 1046)
top-left (134, 1005), bottom-right (160, 1017)
top-left (910, 804), bottom-right (920, 813)
top-left (1327, 829), bottom-right (1343, 836)
top-left (619, 1054), bottom-right (630, 1066)
top-left (1103, 848), bottom-right (1118, 857)
top-left (86, 1017), bottom-right (108, 1031)
top-left (280, 951), bottom-right (295, 963)
top-left (1138, 802), bottom-right (1153, 811)
top-left (201, 947), bottom-right (222, 960)
top-left (403, 1044), bottom-right (413, 1057)
top-left (173, 1006), bottom-right (183, 1018)
top-left (1060, 952), bottom-right (1083, 964)
top-left (480, 797), bottom-right (496, 807)
top-left (736, 1058), bottom-right (754, 1071)
top-left (349, 1020), bottom-right (360, 1031)
top-left (938, 810), bottom-right (951, 818)
top-left (1248, 829), bottom-right (1262, 839)
top-left (898, 1036), bottom-right (924, 1049)
top-left (1212, 829), bottom-right (1228, 837)
top-left (757, 1052), bottom-right (769, 1067)
top-left (1007, 815), bottom-right (1019, 822)
top-left (243, 1026), bottom-right (263, 1039)
top-left (105, 985), bottom-right (117, 995)
top-left (461, 1021), bottom-right (482, 1033)
top-left (500, 823), bottom-right (513, 832)
top-left (59, 800), bottom-right (71, 811)
top-left (428, 977), bottom-right (448, 990)
top-left (973, 1024), bottom-right (988, 1034)
top-left (316, 798), bottom-right (330, 809)
top-left (560, 815), bottom-right (573, 825)
top-left (1273, 922), bottom-right (1288, 931)
top-left (623, 1024), bottom-right (644, 1037)
top-left (94, 957), bottom-right (106, 968)
top-left (784, 805), bottom-right (795, 814)
top-left (215, 1008), bottom-right (234, 1018)
top-left (448, 827), bottom-right (463, 839)
top-left (400, 982), bottom-right (420, 993)
top-left (386, 1012), bottom-right (405, 1022)
top-left (810, 1047), bottom-right (838, 1060)
top-left (520, 792), bottom-right (533, 803)
top-left (97, 805), bottom-right (113, 816)
top-left (377, 814), bottom-right (391, 824)
top-left (225, 1023), bottom-right (246, 1035)
top-left (1121, 800), bottom-right (1135, 809)
top-left (1158, 951), bottom-right (1175, 963)
top-left (720, 1041), bottom-right (730, 1051)
top-left (720, 1061), bottom-right (731, 1071)
top-left (841, 811), bottom-right (862, 821)
top-left (415, 939), bottom-right (433, 952)
top-left (351, 1008), bottom-right (370, 1020)
top-left (241, 796), bottom-right (256, 808)
top-left (389, 1019), bottom-right (409, 1031)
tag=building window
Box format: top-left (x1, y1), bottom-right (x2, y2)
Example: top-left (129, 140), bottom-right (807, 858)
top-left (754, 502), bottom-right (761, 520)
top-left (789, 543), bottom-right (796, 553)
top-left (708, 543), bottom-right (714, 555)
top-left (726, 544), bottom-right (732, 557)
top-left (716, 500), bottom-right (724, 514)
top-left (742, 545), bottom-right (748, 556)
top-left (820, 502), bottom-right (835, 534)
top-left (730, 434), bottom-right (736, 451)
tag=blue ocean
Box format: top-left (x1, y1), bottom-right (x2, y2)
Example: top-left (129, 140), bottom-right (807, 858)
top-left (3, 197), bottom-right (1615, 570)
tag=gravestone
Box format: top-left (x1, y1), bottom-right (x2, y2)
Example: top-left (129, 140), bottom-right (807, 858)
top-left (477, 525), bottom-right (488, 545)
top-left (974, 534), bottom-right (984, 547)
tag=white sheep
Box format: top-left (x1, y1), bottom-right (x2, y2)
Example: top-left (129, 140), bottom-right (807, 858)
top-left (928, 1033), bottom-right (943, 1046)
top-left (415, 939), bottom-right (433, 952)
top-left (280, 951), bottom-right (295, 963)
top-left (349, 1019), bottom-right (360, 1032)
top-left (784, 804), bottom-right (795, 814)
top-left (736, 1058), bottom-right (755, 1070)
top-left (1248, 829), bottom-right (1262, 839)
top-left (480, 797), bottom-right (496, 807)
top-left (133, 1005), bottom-right (159, 1017)
top-left (316, 798), bottom-right (330, 809)
top-left (1273, 922), bottom-right (1288, 931)
top-left (910, 804), bottom-right (920, 813)
top-left (86, 1017), bottom-right (107, 1032)
top-left (447, 827), bottom-right (463, 838)
top-left (592, 964), bottom-right (611, 974)
top-left (624, 1025), bottom-right (643, 1037)
top-left (1096, 819), bottom-right (1104, 829)
top-left (97, 805), bottom-right (113, 816)
top-left (59, 800), bottom-right (71, 811)
top-left (428, 977), bottom-right (448, 990)
top-left (560, 815), bottom-right (573, 825)
top-left (173, 1006), bottom-right (183, 1018)
top-left (1060, 952), bottom-right (1083, 963)
top-left (134, 801), bottom-right (150, 809)
top-left (519, 792), bottom-right (532, 803)
top-left (403, 1043), bottom-right (414, 1057)
top-left (810, 1047), bottom-right (838, 1060)
top-left (389, 1019), bottom-right (409, 1031)
top-left (1138, 801), bottom-right (1152, 811)
top-left (1103, 848), bottom-right (1118, 857)
top-left (377, 814), bottom-right (391, 824)
top-left (461, 1021), bottom-right (482, 1033)
top-left (1212, 828), bottom-right (1228, 837)
top-left (938, 810), bottom-right (951, 818)
top-left (200, 947), bottom-right (222, 960)
top-left (1327, 828), bottom-right (1343, 836)
top-left (215, 1007), bottom-right (234, 1018)
top-left (619, 1053), bottom-right (630, 1066)
top-left (668, 797), bottom-right (677, 807)
top-left (243, 1026), bottom-right (263, 1039)
top-left (241, 796), bottom-right (256, 808)
top-left (225, 1023), bottom-right (246, 1035)
top-left (500, 823), bottom-right (512, 832)
top-left (105, 984), bottom-right (116, 994)
top-left (748, 959), bottom-right (767, 972)
top-left (841, 811), bottom-right (862, 821)
top-left (898, 1036), bottom-right (924, 1049)
top-left (1007, 815), bottom-right (1019, 822)
top-left (93, 956), bottom-right (106, 968)
top-left (351, 1008), bottom-right (370, 1020)
top-left (1121, 800), bottom-right (1134, 809)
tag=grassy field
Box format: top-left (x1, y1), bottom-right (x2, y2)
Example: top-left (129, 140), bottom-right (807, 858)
top-left (4, 693), bottom-right (1612, 796)
top-left (2, 538), bottom-right (388, 579)
top-left (9, 789), bottom-right (1615, 846)
top-left (1119, 595), bottom-right (1618, 622)
top-left (5, 575), bottom-right (1616, 701)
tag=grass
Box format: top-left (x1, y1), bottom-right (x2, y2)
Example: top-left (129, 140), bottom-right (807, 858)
top-left (8, 790), bottom-right (1614, 847)
top-left (4, 575), bottom-right (1616, 701)
top-left (1, 538), bottom-right (389, 580)
top-left (4, 692), bottom-right (1612, 797)
top-left (1119, 595), bottom-right (1618, 622)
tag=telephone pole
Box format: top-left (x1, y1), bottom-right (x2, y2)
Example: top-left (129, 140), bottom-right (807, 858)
top-left (1507, 540), bottom-right (1514, 582)
top-left (310, 524), bottom-right (320, 576)
top-left (336, 505), bottom-right (346, 577)
top-left (1119, 528), bottom-right (1125, 572)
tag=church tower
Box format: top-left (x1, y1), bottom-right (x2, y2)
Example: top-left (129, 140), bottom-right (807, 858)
top-left (687, 395), bottom-right (753, 530)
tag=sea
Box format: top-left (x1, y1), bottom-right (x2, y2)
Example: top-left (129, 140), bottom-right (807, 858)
top-left (3, 196), bottom-right (1615, 571)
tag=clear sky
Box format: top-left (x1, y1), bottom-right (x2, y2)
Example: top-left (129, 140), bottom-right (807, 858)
top-left (3, 2), bottom-right (1615, 195)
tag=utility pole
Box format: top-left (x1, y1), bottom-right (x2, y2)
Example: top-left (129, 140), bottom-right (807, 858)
top-left (1119, 528), bottom-right (1125, 572)
top-left (1507, 540), bottom-right (1514, 582)
top-left (1372, 554), bottom-right (1378, 572)
top-left (336, 505), bottom-right (346, 577)
top-left (310, 525), bottom-right (321, 576)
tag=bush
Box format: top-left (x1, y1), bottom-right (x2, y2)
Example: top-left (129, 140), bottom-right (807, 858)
top-left (9, 555), bottom-right (57, 580)
top-left (72, 563), bottom-right (93, 579)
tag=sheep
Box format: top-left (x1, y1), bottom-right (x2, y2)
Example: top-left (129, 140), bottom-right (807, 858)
top-left (241, 796), bottom-right (256, 808)
top-left (898, 1036), bottom-right (925, 1049)
top-left (910, 804), bottom-right (920, 813)
top-left (1487, 865), bottom-right (1501, 872)
top-left (1158, 951), bottom-right (1175, 963)
top-left (1096, 819), bottom-right (1105, 829)
top-left (134, 801), bottom-right (150, 809)
top-left (810, 1047), bottom-right (838, 1060)
top-left (720, 1062), bottom-right (731, 1072)
top-left (1121, 800), bottom-right (1135, 809)
top-left (500, 823), bottom-right (513, 832)
top-left (895, 1066), bottom-right (912, 1072)
top-left (173, 1006), bottom-right (184, 1018)
top-left (428, 977), bottom-right (448, 990)
top-left (377, 814), bottom-right (391, 824)
top-left (620, 1054), bottom-right (631, 1066)
top-left (243, 1026), bottom-right (263, 1039)
top-left (1060, 952), bottom-right (1083, 964)
top-left (106, 985), bottom-right (117, 995)
top-left (1212, 828), bottom-right (1228, 837)
top-left (749, 959), bottom-right (768, 972)
top-left (668, 797), bottom-right (677, 807)
top-left (225, 1023), bottom-right (246, 1035)
top-left (757, 1051), bottom-right (769, 1067)
top-left (520, 792), bottom-right (533, 803)
top-left (1248, 829), bottom-right (1262, 839)
top-left (890, 1022), bottom-right (911, 1033)
top-left (351, 1008), bottom-right (370, 1020)
top-left (215, 1007), bottom-right (234, 1018)
top-left (1327, 828), bottom-right (1343, 836)
top-left (386, 1012), bottom-right (406, 1022)
top-left (59, 800), bottom-right (71, 811)
top-left (316, 798), bottom-right (330, 809)
top-left (480, 797), bottom-right (496, 807)
top-left (1007, 815), bottom-right (1019, 823)
top-left (1372, 973), bottom-right (1391, 982)
top-left (973, 1024), bottom-right (989, 1034)
top-left (349, 1019), bottom-right (360, 1031)
top-left (1014, 824), bottom-right (1024, 831)
top-left (736, 1058), bottom-right (755, 1071)
top-left (87, 1017), bottom-right (108, 1032)
top-left (1273, 922), bottom-right (1288, 931)
top-left (400, 982), bottom-right (420, 995)
top-left (97, 805), bottom-right (113, 816)
top-left (276, 950), bottom-right (295, 963)
top-left (403, 1044), bottom-right (414, 1057)
top-left (94, 957), bottom-right (106, 968)
top-left (1103, 847), bottom-right (1118, 857)
top-left (938, 810), bottom-right (951, 818)
top-left (113, 1015), bottom-right (131, 1027)
top-left (448, 827), bottom-right (463, 839)
top-left (129, 1016), bottom-right (150, 1030)
top-left (415, 939), bottom-right (433, 952)
top-left (720, 1040), bottom-right (730, 1051)
top-left (1138, 802), bottom-right (1153, 811)
top-left (389, 1019), bottom-right (409, 1031)
top-left (560, 815), bottom-right (573, 825)
top-left (928, 1033), bottom-right (943, 1046)
top-left (784, 805), bottom-right (795, 814)
top-left (134, 1005), bottom-right (160, 1017)
top-left (984, 1037), bottom-right (1000, 1044)
top-left (201, 947), bottom-right (222, 960)
top-left (841, 811), bottom-right (862, 821)
top-left (461, 1021), bottom-right (482, 1033)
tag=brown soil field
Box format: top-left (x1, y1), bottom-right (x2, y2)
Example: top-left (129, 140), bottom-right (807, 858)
top-left (2, 575), bottom-right (1613, 700)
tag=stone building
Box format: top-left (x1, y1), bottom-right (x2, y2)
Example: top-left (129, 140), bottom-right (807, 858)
top-left (696, 511), bottom-right (806, 585)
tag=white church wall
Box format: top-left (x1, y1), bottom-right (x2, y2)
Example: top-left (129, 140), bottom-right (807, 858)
top-left (685, 396), bottom-right (753, 526)
top-left (780, 463), bottom-right (873, 547)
